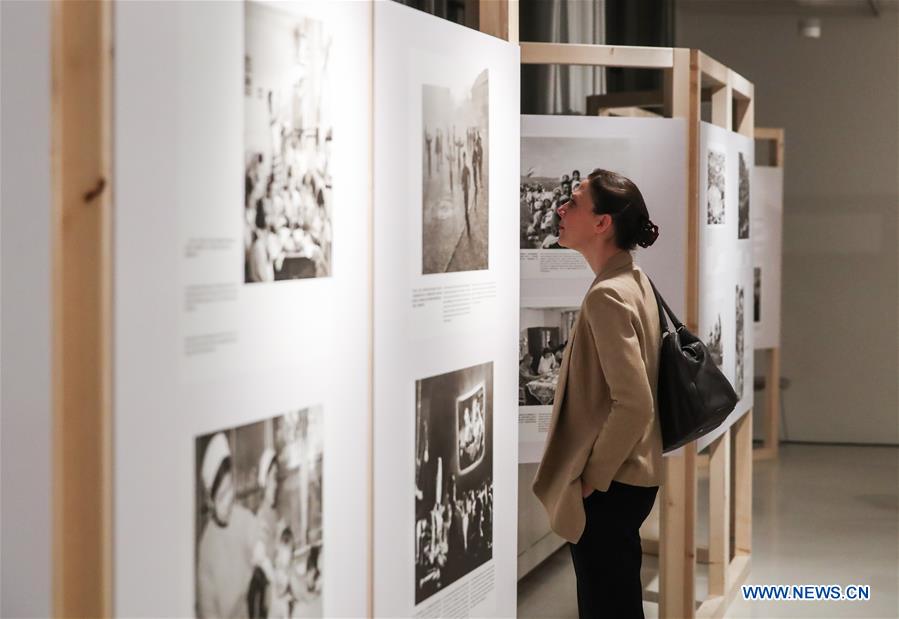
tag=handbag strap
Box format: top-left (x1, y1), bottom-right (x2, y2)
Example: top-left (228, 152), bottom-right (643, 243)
top-left (646, 276), bottom-right (684, 333)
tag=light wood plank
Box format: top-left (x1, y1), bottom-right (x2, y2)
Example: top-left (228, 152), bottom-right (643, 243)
top-left (659, 451), bottom-right (688, 618)
top-left (708, 430), bottom-right (731, 596)
top-left (685, 49), bottom-right (701, 333)
top-left (479, 0), bottom-right (518, 42)
top-left (697, 50), bottom-right (728, 86)
top-left (51, 0), bottom-right (113, 616)
top-left (520, 41), bottom-right (674, 68)
top-left (734, 410), bottom-right (753, 556)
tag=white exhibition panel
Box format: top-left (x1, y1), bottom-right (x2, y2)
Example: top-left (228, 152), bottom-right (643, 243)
top-left (696, 123), bottom-right (755, 452)
top-left (751, 166), bottom-right (784, 349)
top-left (518, 115), bottom-right (688, 463)
top-left (115, 2), bottom-right (370, 616)
top-left (373, 2), bottom-right (519, 617)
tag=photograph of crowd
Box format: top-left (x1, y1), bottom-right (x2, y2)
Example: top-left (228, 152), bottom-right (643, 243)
top-left (520, 136), bottom-right (599, 250)
top-left (738, 152), bottom-right (750, 239)
top-left (244, 2), bottom-right (333, 283)
top-left (735, 284), bottom-right (745, 399)
top-left (519, 307), bottom-right (580, 406)
top-left (421, 68), bottom-right (489, 275)
top-left (195, 407), bottom-right (324, 618)
top-left (519, 171), bottom-right (582, 250)
top-left (707, 148), bottom-right (726, 225)
top-left (414, 362), bottom-right (494, 605)
top-left (707, 313), bottom-right (724, 369)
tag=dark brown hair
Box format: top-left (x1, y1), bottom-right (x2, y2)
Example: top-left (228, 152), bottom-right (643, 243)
top-left (586, 169), bottom-right (660, 250)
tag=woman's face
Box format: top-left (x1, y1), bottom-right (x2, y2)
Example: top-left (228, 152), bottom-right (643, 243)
top-left (556, 184), bottom-right (610, 251)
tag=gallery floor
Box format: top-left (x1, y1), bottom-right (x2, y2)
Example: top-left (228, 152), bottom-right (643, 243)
top-left (517, 443), bottom-right (899, 618)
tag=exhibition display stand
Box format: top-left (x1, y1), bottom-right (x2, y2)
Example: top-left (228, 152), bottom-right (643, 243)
top-left (52, 1), bottom-right (518, 617)
top-left (47, 2), bottom-right (768, 619)
top-left (518, 42), bottom-right (758, 619)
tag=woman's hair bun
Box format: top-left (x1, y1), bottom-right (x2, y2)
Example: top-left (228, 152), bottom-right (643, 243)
top-left (636, 218), bottom-right (660, 248)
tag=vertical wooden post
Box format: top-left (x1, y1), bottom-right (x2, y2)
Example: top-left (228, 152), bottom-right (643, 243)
top-left (658, 46), bottom-right (699, 619)
top-left (707, 430), bottom-right (731, 596)
top-left (733, 410), bottom-right (753, 557)
top-left (479, 0), bottom-right (517, 43)
top-left (51, 0), bottom-right (113, 616)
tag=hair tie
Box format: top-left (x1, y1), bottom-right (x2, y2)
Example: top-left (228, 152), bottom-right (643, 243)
top-left (638, 218), bottom-right (660, 248)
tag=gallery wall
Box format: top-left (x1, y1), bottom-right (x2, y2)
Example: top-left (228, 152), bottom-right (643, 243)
top-left (0, 1), bottom-right (53, 616)
top-left (677, 4), bottom-right (899, 444)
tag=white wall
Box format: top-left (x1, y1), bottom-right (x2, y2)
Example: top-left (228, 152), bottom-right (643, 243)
top-left (0, 0), bottom-right (53, 615)
top-left (677, 4), bottom-right (899, 445)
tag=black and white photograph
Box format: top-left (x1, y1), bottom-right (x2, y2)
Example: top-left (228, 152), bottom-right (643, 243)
top-left (414, 362), bottom-right (493, 605)
top-left (244, 2), bottom-right (333, 283)
top-left (738, 152), bottom-right (750, 239)
top-left (456, 384), bottom-right (487, 474)
top-left (519, 307), bottom-right (579, 405)
top-left (735, 285), bottom-right (745, 399)
top-left (707, 313), bottom-right (724, 369)
top-left (754, 267), bottom-right (761, 323)
top-left (519, 137), bottom-right (627, 250)
top-left (195, 407), bottom-right (324, 619)
top-left (707, 148), bottom-right (726, 225)
top-left (421, 69), bottom-right (489, 274)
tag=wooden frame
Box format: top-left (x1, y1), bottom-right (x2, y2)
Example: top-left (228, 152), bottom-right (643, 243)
top-left (51, 0), bottom-right (113, 616)
top-left (691, 50), bottom-right (755, 619)
top-left (519, 43), bottom-right (756, 619)
top-left (48, 2), bottom-right (507, 616)
top-left (750, 127), bottom-right (785, 462)
top-left (49, 2), bottom-right (755, 617)
top-left (519, 41), bottom-right (700, 619)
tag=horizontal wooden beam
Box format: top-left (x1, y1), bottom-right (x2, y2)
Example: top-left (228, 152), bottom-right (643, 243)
top-left (520, 41), bottom-right (675, 68)
top-left (698, 51), bottom-right (728, 86)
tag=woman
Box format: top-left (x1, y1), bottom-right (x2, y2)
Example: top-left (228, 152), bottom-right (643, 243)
top-left (532, 169), bottom-right (663, 619)
top-left (536, 347), bottom-right (558, 376)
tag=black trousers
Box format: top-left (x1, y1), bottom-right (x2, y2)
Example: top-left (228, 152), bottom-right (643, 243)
top-left (569, 480), bottom-right (659, 619)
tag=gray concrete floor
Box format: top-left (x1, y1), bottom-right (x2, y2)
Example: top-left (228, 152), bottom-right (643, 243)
top-left (518, 443), bottom-right (899, 618)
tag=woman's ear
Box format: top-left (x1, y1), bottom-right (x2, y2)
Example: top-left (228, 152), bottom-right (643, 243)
top-left (594, 213), bottom-right (612, 234)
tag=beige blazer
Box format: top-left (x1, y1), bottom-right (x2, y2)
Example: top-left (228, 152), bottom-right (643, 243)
top-left (532, 250), bottom-right (664, 543)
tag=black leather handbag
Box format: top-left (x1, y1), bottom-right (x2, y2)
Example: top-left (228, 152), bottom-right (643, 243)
top-left (647, 278), bottom-right (739, 453)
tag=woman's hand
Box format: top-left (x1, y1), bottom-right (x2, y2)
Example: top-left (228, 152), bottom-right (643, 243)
top-left (581, 478), bottom-right (593, 498)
